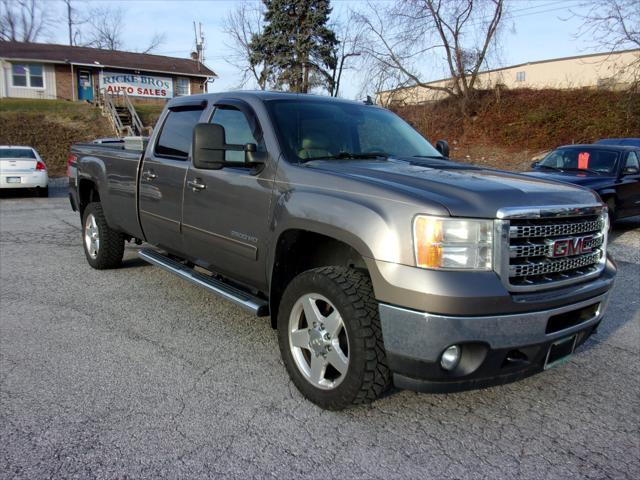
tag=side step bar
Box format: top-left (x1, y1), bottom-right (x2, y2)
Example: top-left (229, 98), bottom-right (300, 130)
top-left (138, 248), bottom-right (269, 317)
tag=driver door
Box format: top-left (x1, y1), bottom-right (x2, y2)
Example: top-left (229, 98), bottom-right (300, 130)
top-left (181, 101), bottom-right (277, 290)
top-left (616, 151), bottom-right (640, 217)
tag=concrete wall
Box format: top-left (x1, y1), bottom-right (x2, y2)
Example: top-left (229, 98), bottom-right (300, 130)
top-left (379, 49), bottom-right (640, 105)
top-left (0, 61), bottom-right (56, 100)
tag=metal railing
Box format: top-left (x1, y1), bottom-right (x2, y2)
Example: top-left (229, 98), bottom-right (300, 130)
top-left (97, 90), bottom-right (142, 137)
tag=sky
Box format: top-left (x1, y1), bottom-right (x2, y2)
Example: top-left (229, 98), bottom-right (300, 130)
top-left (42, 0), bottom-right (611, 99)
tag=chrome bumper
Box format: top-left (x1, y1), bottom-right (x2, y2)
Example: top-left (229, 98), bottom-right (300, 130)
top-left (379, 292), bottom-right (610, 364)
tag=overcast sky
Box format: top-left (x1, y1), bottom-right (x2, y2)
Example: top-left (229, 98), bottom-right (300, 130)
top-left (45, 0), bottom-right (606, 99)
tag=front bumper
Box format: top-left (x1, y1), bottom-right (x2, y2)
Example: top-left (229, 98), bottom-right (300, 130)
top-left (380, 290), bottom-right (612, 393)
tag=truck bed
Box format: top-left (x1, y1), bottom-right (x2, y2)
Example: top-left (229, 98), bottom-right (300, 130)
top-left (70, 142), bottom-right (144, 240)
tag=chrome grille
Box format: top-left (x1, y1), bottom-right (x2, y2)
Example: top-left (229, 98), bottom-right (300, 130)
top-left (509, 251), bottom-right (601, 277)
top-left (509, 219), bottom-right (603, 239)
top-left (497, 205), bottom-right (607, 292)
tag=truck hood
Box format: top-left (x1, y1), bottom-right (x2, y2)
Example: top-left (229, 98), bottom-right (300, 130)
top-left (524, 170), bottom-right (616, 191)
top-left (305, 158), bottom-right (600, 218)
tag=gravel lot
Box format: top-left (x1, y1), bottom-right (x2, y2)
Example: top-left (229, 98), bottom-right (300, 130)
top-left (1, 184), bottom-right (639, 479)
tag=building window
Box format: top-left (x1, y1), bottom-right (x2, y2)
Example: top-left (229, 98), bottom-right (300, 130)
top-left (175, 77), bottom-right (190, 96)
top-left (515, 71), bottom-right (526, 82)
top-left (11, 63), bottom-right (44, 88)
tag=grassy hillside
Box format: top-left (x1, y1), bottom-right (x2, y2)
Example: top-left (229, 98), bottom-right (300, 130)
top-left (0, 99), bottom-right (113, 177)
top-left (394, 88), bottom-right (640, 171)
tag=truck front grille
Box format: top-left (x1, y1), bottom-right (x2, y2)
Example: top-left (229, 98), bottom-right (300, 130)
top-left (497, 206), bottom-right (608, 292)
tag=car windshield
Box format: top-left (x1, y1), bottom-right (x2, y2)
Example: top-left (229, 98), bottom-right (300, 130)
top-left (0, 148), bottom-right (36, 159)
top-left (538, 148), bottom-right (619, 174)
top-left (266, 99), bottom-right (443, 162)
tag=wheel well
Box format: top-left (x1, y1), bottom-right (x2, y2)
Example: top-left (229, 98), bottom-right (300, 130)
top-left (78, 179), bottom-right (100, 217)
top-left (269, 230), bottom-right (368, 328)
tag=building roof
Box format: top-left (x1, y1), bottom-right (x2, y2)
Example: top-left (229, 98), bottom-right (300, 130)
top-left (0, 41), bottom-right (216, 78)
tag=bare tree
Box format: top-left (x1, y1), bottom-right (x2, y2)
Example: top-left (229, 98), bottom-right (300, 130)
top-left (574, 0), bottom-right (639, 51)
top-left (329, 14), bottom-right (364, 97)
top-left (140, 32), bottom-right (167, 54)
top-left (0, 0), bottom-right (51, 42)
top-left (86, 5), bottom-right (124, 50)
top-left (356, 0), bottom-right (505, 113)
top-left (223, 1), bottom-right (270, 89)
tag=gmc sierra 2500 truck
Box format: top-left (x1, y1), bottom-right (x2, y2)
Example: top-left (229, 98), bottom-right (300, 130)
top-left (69, 92), bottom-right (616, 410)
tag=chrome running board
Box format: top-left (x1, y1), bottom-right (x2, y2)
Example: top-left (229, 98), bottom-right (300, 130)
top-left (138, 248), bottom-right (269, 317)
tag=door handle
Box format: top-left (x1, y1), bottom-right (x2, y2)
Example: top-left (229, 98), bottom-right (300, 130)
top-left (142, 170), bottom-right (157, 181)
top-left (187, 179), bottom-right (206, 192)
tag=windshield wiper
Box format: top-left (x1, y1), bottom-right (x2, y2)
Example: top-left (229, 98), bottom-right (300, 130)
top-left (412, 155), bottom-right (446, 159)
top-left (301, 151), bottom-right (389, 162)
top-left (561, 167), bottom-right (604, 175)
top-left (536, 165), bottom-right (565, 172)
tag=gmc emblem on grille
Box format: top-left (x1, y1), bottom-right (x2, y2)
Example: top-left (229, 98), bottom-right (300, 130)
top-left (546, 236), bottom-right (593, 258)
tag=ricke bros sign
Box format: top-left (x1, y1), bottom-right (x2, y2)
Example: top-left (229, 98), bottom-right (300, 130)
top-left (99, 71), bottom-right (174, 98)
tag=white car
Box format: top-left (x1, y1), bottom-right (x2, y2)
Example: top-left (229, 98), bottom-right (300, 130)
top-left (0, 146), bottom-right (49, 197)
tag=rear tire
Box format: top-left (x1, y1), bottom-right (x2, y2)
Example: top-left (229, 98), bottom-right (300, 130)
top-left (82, 202), bottom-right (124, 269)
top-left (277, 266), bottom-right (391, 410)
top-left (37, 186), bottom-right (49, 198)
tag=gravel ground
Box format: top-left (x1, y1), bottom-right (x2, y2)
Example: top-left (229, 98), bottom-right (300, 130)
top-left (1, 186), bottom-right (639, 479)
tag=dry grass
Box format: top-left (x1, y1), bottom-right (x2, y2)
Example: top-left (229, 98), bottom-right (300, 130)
top-left (0, 99), bottom-right (113, 177)
top-left (394, 88), bottom-right (640, 171)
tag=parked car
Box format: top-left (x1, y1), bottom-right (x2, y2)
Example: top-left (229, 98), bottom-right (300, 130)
top-left (0, 146), bottom-right (48, 197)
top-left (527, 144), bottom-right (640, 223)
top-left (68, 92), bottom-right (615, 410)
top-left (595, 138), bottom-right (640, 147)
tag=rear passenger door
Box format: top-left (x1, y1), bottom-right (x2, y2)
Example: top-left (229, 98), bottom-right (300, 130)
top-left (139, 104), bottom-right (205, 254)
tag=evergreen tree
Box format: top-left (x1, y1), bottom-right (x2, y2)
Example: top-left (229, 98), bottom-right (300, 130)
top-left (249, 0), bottom-right (338, 93)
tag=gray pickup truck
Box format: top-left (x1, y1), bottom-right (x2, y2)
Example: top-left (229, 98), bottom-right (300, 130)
top-left (69, 91), bottom-right (616, 410)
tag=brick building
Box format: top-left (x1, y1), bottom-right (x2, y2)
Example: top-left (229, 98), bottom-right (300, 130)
top-left (0, 41), bottom-right (216, 104)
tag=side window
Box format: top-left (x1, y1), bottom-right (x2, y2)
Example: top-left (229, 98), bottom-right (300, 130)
top-left (626, 152), bottom-right (640, 172)
top-left (210, 107), bottom-right (261, 163)
top-left (154, 108), bottom-right (203, 159)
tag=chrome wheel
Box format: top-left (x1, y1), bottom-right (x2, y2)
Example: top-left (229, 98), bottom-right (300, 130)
top-left (288, 293), bottom-right (350, 390)
top-left (84, 213), bottom-right (100, 259)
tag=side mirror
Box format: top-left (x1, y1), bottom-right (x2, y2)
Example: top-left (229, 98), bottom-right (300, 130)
top-left (531, 161), bottom-right (540, 169)
top-left (244, 142), bottom-right (267, 167)
top-left (192, 123), bottom-right (225, 170)
top-left (435, 140), bottom-right (450, 158)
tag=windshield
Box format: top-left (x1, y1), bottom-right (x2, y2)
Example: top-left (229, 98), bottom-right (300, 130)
top-left (538, 148), bottom-right (619, 174)
top-left (0, 148), bottom-right (36, 159)
top-left (266, 99), bottom-right (443, 162)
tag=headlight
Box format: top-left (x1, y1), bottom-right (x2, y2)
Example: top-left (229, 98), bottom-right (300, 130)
top-left (413, 216), bottom-right (493, 270)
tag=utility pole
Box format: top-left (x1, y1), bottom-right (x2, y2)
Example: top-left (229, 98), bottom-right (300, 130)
top-left (66, 0), bottom-right (73, 45)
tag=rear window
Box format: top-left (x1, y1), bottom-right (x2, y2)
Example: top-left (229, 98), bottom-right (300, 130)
top-left (0, 148), bottom-right (36, 159)
top-left (154, 108), bottom-right (203, 159)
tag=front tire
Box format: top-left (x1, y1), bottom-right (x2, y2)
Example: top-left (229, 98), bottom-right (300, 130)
top-left (277, 267), bottom-right (391, 410)
top-left (82, 202), bottom-right (124, 269)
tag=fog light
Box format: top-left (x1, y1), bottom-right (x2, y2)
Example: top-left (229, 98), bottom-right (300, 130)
top-left (440, 345), bottom-right (461, 371)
